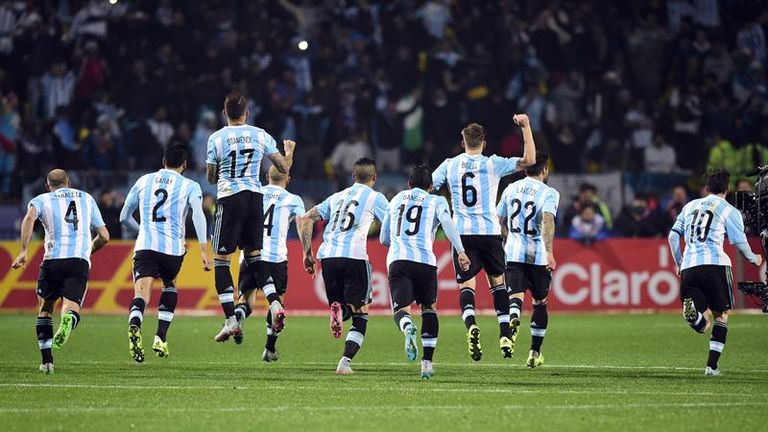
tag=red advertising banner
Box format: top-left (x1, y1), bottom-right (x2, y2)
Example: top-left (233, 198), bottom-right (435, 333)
top-left (0, 239), bottom-right (763, 313)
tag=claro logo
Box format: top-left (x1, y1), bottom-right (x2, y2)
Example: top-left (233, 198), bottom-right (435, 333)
top-left (552, 245), bottom-right (679, 306)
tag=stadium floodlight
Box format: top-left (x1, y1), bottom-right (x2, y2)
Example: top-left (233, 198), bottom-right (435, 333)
top-left (298, 40), bottom-right (309, 51)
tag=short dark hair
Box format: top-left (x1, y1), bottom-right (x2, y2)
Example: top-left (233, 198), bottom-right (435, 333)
top-left (408, 164), bottom-right (432, 190)
top-left (580, 182), bottom-right (597, 193)
top-left (164, 142), bottom-right (188, 168)
top-left (224, 89), bottom-right (247, 119)
top-left (525, 151), bottom-right (549, 176)
top-left (705, 168), bottom-right (730, 194)
top-left (353, 157), bottom-right (377, 182)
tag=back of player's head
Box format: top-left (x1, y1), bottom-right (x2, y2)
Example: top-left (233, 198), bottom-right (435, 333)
top-left (525, 151), bottom-right (549, 177)
top-left (705, 168), bottom-right (730, 194)
top-left (224, 89), bottom-right (247, 120)
top-left (408, 164), bottom-right (432, 190)
top-left (268, 165), bottom-right (289, 184)
top-left (461, 123), bottom-right (485, 149)
top-left (163, 142), bottom-right (188, 169)
top-left (46, 169), bottom-right (69, 189)
top-left (353, 157), bottom-right (377, 183)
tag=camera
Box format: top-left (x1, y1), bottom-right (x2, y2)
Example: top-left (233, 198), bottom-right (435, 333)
top-left (735, 168), bottom-right (768, 313)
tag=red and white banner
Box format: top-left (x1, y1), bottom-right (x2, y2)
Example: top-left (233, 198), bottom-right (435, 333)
top-left (0, 239), bottom-right (762, 313)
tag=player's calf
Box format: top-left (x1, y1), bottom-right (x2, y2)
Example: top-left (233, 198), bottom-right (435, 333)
top-left (706, 313), bottom-right (728, 374)
top-left (156, 285), bottom-right (177, 344)
top-left (459, 287), bottom-right (477, 330)
top-left (36, 315), bottom-right (54, 371)
top-left (421, 308), bottom-right (438, 379)
top-left (337, 311), bottom-right (368, 374)
top-left (529, 299), bottom-right (548, 363)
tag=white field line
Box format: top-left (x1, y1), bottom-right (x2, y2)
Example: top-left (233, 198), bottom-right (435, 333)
top-left (0, 382), bottom-right (765, 399)
top-left (54, 359), bottom-right (768, 373)
top-left (0, 402), bottom-right (764, 414)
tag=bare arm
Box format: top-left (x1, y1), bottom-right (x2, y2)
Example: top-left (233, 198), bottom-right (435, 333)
top-left (11, 207), bottom-right (37, 269)
top-left (513, 114), bottom-right (536, 168)
top-left (298, 207), bottom-right (323, 275)
top-left (206, 164), bottom-right (218, 185)
top-left (268, 152), bottom-right (289, 174)
top-left (543, 212), bottom-right (556, 270)
top-left (91, 226), bottom-right (110, 255)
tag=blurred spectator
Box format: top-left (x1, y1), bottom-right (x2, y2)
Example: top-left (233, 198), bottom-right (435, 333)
top-left (190, 111), bottom-right (217, 172)
top-left (98, 189), bottom-right (124, 240)
top-left (569, 204), bottom-right (609, 245)
top-left (561, 183), bottom-right (613, 235)
top-left (51, 107), bottom-right (80, 169)
top-left (329, 131), bottom-right (371, 184)
top-left (83, 115), bottom-right (122, 170)
top-left (614, 193), bottom-right (663, 237)
top-left (41, 62), bottom-right (75, 120)
top-left (644, 135), bottom-right (678, 173)
top-left (661, 185), bottom-right (690, 228)
top-left (736, 179), bottom-right (754, 192)
top-left (147, 106), bottom-right (174, 148)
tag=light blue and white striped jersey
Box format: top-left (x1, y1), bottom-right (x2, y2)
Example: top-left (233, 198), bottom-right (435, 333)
top-left (29, 188), bottom-right (105, 262)
top-left (205, 125), bottom-right (279, 199)
top-left (671, 194), bottom-right (748, 270)
top-left (316, 183), bottom-right (389, 260)
top-left (261, 184), bottom-right (305, 263)
top-left (432, 153), bottom-right (521, 235)
top-left (124, 169), bottom-right (203, 256)
top-left (497, 177), bottom-right (560, 266)
top-left (380, 188), bottom-right (451, 267)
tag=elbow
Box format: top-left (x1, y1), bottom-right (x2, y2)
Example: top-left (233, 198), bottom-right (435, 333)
top-left (519, 155), bottom-right (536, 168)
top-left (275, 159), bottom-right (288, 174)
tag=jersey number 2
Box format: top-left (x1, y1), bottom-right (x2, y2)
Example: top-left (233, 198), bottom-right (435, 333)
top-left (152, 188), bottom-right (168, 222)
top-left (64, 200), bottom-right (79, 231)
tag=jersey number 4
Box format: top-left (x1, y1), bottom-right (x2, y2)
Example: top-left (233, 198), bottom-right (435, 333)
top-left (64, 200), bottom-right (79, 231)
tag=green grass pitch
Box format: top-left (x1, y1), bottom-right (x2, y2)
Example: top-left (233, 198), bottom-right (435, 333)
top-left (1, 313), bottom-right (766, 431)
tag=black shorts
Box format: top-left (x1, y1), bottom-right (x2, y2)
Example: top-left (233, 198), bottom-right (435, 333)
top-left (680, 265), bottom-right (734, 312)
top-left (238, 260), bottom-right (288, 296)
top-left (453, 235), bottom-right (505, 283)
top-left (388, 260), bottom-right (438, 310)
top-left (212, 190), bottom-right (264, 255)
top-left (36, 258), bottom-right (90, 306)
top-left (321, 258), bottom-right (372, 308)
top-left (133, 250), bottom-right (184, 286)
top-left (505, 262), bottom-right (551, 301)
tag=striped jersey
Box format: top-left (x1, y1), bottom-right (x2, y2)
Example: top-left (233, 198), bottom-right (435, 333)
top-left (671, 194), bottom-right (748, 270)
top-left (432, 153), bottom-right (521, 235)
top-left (205, 125), bottom-right (279, 199)
top-left (381, 188), bottom-right (451, 267)
top-left (316, 183), bottom-right (389, 260)
top-left (497, 177), bottom-right (560, 266)
top-left (28, 188), bottom-right (105, 262)
top-left (125, 169), bottom-right (203, 256)
top-left (261, 184), bottom-right (306, 263)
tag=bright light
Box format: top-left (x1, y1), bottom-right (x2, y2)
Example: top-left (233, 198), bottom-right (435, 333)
top-left (298, 40), bottom-right (308, 51)
top-left (108, 0), bottom-right (118, 4)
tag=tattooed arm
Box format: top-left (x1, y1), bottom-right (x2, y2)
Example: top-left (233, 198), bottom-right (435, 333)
top-left (298, 207), bottom-right (324, 274)
top-left (543, 212), bottom-right (556, 271)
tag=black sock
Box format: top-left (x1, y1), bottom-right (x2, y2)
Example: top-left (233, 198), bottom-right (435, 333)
top-left (36, 316), bottom-right (53, 364)
top-left (156, 286), bottom-right (178, 342)
top-left (459, 288), bottom-right (476, 329)
top-left (421, 309), bottom-right (439, 361)
top-left (707, 321), bottom-right (728, 369)
top-left (393, 309), bottom-right (413, 332)
top-left (235, 301), bottom-right (252, 322)
top-left (128, 297), bottom-right (146, 328)
top-left (491, 284), bottom-right (511, 338)
top-left (265, 311), bottom-right (278, 352)
top-left (531, 303), bottom-right (548, 353)
top-left (509, 297), bottom-right (523, 321)
top-left (341, 304), bottom-right (353, 321)
top-left (343, 312), bottom-right (368, 359)
top-left (687, 310), bottom-right (708, 333)
top-left (214, 259), bottom-right (235, 318)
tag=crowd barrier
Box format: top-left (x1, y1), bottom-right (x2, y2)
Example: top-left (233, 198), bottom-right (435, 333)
top-left (0, 239), bottom-right (763, 314)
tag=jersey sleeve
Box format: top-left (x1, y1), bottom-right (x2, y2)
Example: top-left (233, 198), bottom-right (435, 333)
top-left (496, 188), bottom-right (509, 218)
top-left (188, 181), bottom-right (203, 204)
top-left (724, 208), bottom-right (748, 245)
top-left (28, 195), bottom-right (44, 218)
top-left (205, 135), bottom-right (218, 165)
top-left (543, 189), bottom-right (560, 216)
top-left (670, 207), bottom-right (686, 237)
top-left (290, 195), bottom-right (306, 219)
top-left (379, 202), bottom-right (393, 246)
top-left (372, 193), bottom-right (389, 222)
top-left (263, 131), bottom-right (279, 155)
top-left (432, 159), bottom-right (448, 190)
top-left (490, 155), bottom-right (521, 177)
top-left (89, 195), bottom-right (106, 229)
top-left (315, 195), bottom-right (333, 221)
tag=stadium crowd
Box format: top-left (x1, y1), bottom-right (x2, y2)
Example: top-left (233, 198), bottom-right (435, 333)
top-left (1, 0), bottom-right (767, 240)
